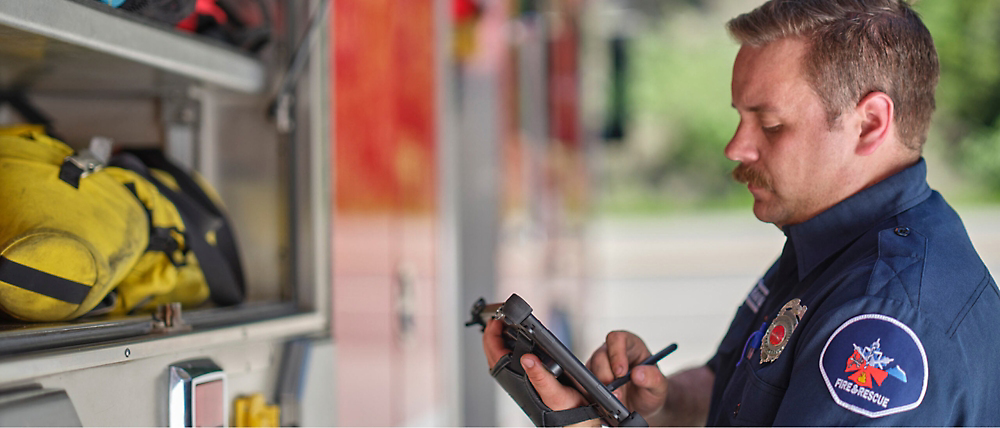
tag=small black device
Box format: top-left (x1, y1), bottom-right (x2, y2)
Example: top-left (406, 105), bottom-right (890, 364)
top-left (466, 294), bottom-right (651, 427)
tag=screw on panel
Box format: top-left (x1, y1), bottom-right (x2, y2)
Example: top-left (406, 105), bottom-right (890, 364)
top-left (125, 348), bottom-right (131, 358)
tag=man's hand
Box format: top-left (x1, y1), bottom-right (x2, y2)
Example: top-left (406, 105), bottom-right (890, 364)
top-left (482, 318), bottom-right (511, 368)
top-left (587, 331), bottom-right (670, 422)
top-left (482, 319), bottom-right (594, 416)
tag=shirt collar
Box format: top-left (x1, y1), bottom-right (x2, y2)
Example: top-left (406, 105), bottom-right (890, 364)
top-left (783, 159), bottom-right (932, 281)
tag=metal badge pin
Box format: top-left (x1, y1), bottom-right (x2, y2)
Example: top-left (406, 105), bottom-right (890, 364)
top-left (760, 298), bottom-right (807, 364)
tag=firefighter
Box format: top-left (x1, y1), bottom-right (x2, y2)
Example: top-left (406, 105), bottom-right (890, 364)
top-left (483, 0), bottom-right (1000, 425)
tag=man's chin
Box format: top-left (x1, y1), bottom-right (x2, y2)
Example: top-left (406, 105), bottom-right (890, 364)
top-left (751, 203), bottom-right (768, 223)
top-left (753, 202), bottom-right (798, 228)
top-left (751, 201), bottom-right (780, 225)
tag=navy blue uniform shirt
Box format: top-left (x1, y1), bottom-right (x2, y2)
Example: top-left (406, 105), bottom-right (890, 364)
top-left (705, 159), bottom-right (1000, 426)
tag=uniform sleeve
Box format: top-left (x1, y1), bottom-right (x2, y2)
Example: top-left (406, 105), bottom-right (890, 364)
top-left (772, 297), bottom-right (961, 426)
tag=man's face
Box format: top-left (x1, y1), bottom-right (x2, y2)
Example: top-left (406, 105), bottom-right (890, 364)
top-left (727, 37), bottom-right (859, 228)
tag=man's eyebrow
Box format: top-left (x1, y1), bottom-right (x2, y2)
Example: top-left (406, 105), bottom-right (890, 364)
top-left (731, 103), bottom-right (778, 113)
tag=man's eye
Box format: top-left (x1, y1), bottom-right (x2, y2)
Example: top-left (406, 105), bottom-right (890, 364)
top-left (762, 124), bottom-right (783, 134)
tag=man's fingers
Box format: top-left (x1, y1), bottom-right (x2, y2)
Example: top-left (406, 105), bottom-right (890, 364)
top-left (631, 365), bottom-right (667, 393)
top-left (605, 332), bottom-right (630, 377)
top-left (625, 365), bottom-right (669, 416)
top-left (521, 354), bottom-right (584, 411)
top-left (587, 344), bottom-right (615, 384)
top-left (606, 331), bottom-right (651, 378)
top-left (483, 319), bottom-right (510, 368)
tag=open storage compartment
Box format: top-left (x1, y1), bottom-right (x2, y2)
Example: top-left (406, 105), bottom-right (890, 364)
top-left (0, 0), bottom-right (330, 359)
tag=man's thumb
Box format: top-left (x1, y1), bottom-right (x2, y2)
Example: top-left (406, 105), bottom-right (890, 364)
top-left (521, 354), bottom-right (575, 411)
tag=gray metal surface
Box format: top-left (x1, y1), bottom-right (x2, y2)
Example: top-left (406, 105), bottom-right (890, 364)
top-left (298, 338), bottom-right (335, 426)
top-left (0, 0), bottom-right (265, 93)
top-left (275, 338), bottom-right (308, 426)
top-left (194, 88), bottom-right (286, 302)
top-left (285, 0), bottom-right (332, 307)
top-left (0, 386), bottom-right (81, 427)
top-left (180, 303), bottom-right (300, 330)
top-left (0, 312), bottom-right (325, 385)
top-left (433, 0), bottom-right (461, 424)
top-left (299, 0), bottom-right (331, 317)
top-left (457, 70), bottom-right (502, 428)
top-left (11, 333), bottom-right (293, 426)
top-left (0, 317), bottom-right (154, 357)
top-left (167, 358), bottom-right (227, 428)
top-left (0, 305), bottom-right (303, 359)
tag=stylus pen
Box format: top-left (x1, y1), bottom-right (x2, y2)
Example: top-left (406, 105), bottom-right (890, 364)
top-left (607, 343), bottom-right (678, 391)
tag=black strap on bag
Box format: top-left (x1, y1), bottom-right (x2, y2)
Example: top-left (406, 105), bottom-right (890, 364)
top-left (121, 182), bottom-right (186, 267)
top-left (111, 152), bottom-right (245, 306)
top-left (0, 256), bottom-right (90, 305)
top-left (125, 149), bottom-right (245, 292)
top-left (0, 91), bottom-right (61, 140)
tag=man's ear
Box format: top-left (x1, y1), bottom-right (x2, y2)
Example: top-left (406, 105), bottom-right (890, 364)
top-left (855, 91), bottom-right (894, 156)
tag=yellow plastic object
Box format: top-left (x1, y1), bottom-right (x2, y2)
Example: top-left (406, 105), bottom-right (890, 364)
top-left (232, 394), bottom-right (281, 427)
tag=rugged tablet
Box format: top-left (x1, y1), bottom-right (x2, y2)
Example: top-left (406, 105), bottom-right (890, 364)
top-left (467, 293), bottom-right (648, 427)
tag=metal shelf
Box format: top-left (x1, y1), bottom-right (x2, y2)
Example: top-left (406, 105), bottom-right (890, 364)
top-left (0, 302), bottom-right (305, 358)
top-left (0, 0), bottom-right (266, 94)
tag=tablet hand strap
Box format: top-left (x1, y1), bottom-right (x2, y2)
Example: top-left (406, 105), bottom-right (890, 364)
top-left (490, 353), bottom-right (601, 427)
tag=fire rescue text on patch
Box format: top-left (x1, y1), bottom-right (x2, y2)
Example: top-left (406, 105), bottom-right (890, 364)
top-left (834, 378), bottom-right (890, 409)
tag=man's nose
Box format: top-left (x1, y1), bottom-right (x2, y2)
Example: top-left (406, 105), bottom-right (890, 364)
top-left (724, 123), bottom-right (760, 163)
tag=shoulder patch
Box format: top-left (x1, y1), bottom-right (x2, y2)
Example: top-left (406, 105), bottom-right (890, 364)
top-left (745, 278), bottom-right (769, 314)
top-left (819, 314), bottom-right (928, 418)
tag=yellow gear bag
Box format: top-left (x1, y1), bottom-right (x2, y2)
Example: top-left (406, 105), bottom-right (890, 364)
top-left (112, 149), bottom-right (246, 308)
top-left (0, 126), bottom-right (239, 322)
top-left (104, 166), bottom-right (211, 316)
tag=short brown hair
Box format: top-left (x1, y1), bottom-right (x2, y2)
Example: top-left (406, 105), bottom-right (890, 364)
top-left (727, 0), bottom-right (939, 151)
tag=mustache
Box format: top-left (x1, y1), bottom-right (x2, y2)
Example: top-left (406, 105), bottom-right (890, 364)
top-left (732, 164), bottom-right (772, 190)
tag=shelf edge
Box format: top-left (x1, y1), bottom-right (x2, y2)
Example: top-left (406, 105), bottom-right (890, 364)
top-left (0, 0), bottom-right (266, 93)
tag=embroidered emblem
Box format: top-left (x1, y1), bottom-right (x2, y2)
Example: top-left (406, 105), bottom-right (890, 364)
top-left (845, 339), bottom-right (907, 388)
top-left (760, 298), bottom-right (806, 363)
top-left (820, 314), bottom-right (927, 418)
top-left (745, 279), bottom-right (770, 314)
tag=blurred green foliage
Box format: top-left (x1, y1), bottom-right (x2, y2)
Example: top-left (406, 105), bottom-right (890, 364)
top-left (632, 22), bottom-right (738, 198)
top-left (600, 4), bottom-right (745, 214)
top-left (600, 0), bottom-right (1000, 215)
top-left (917, 0), bottom-right (1000, 199)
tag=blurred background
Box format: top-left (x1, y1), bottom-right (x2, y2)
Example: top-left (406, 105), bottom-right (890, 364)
top-left (330, 0), bottom-right (1000, 425)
